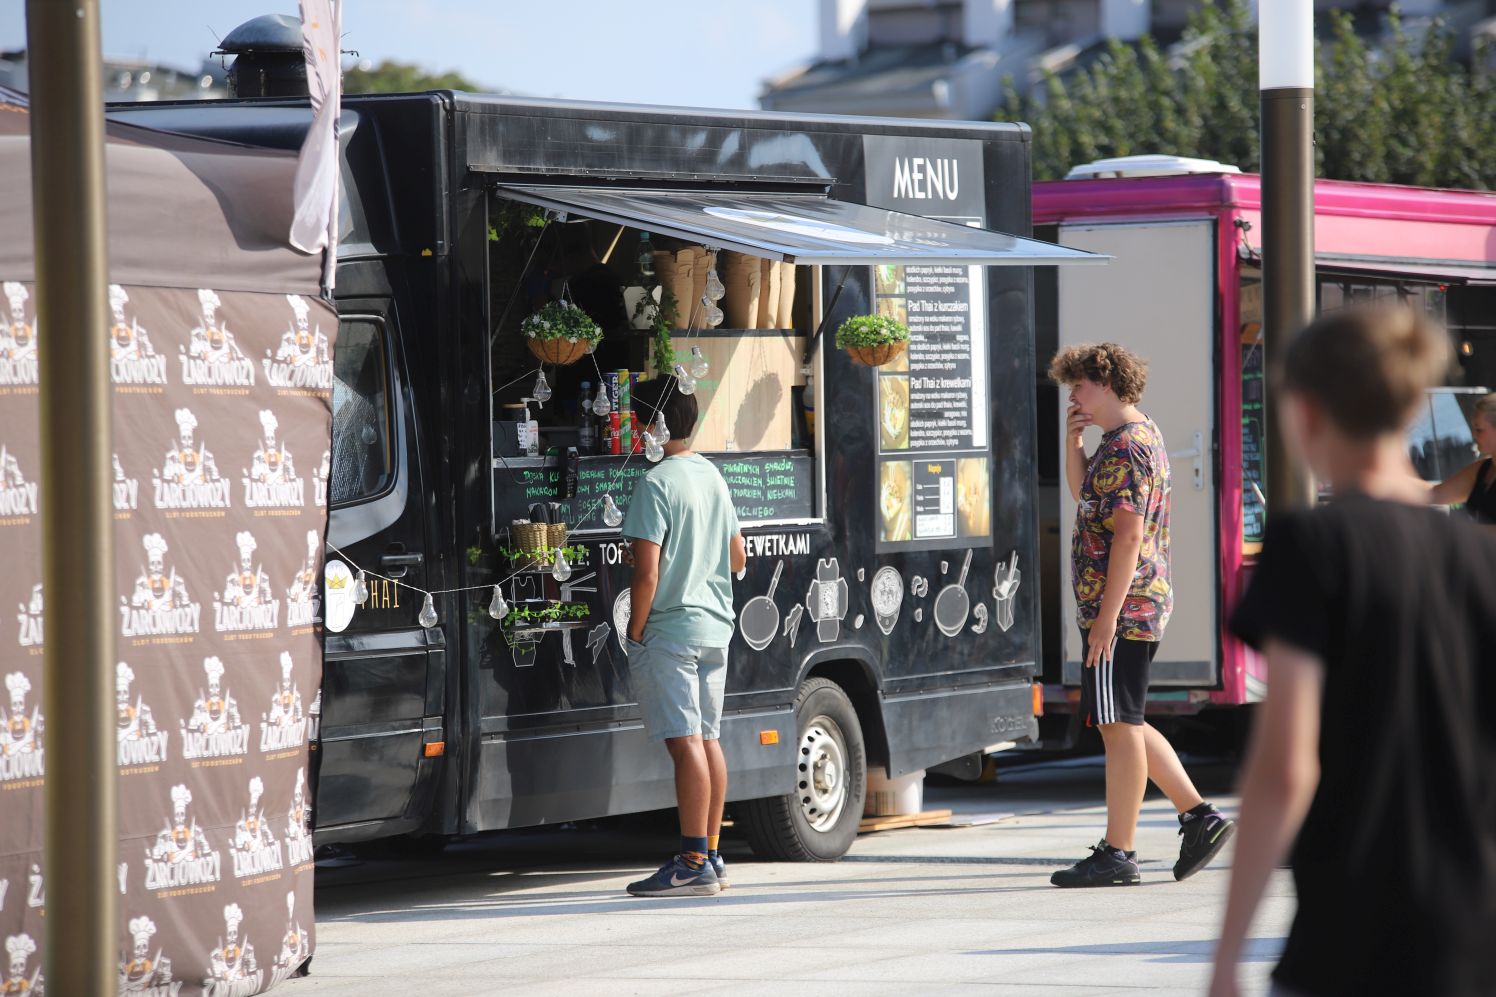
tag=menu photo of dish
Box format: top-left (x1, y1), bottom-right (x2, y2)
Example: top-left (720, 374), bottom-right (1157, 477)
top-left (875, 264), bottom-right (906, 297)
top-left (957, 456), bottom-right (991, 539)
top-left (879, 460), bottom-right (913, 542)
top-left (874, 296), bottom-right (910, 371)
top-left (880, 374), bottom-right (909, 450)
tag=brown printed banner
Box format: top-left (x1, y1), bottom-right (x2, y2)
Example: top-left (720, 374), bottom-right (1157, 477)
top-left (0, 276), bottom-right (335, 995)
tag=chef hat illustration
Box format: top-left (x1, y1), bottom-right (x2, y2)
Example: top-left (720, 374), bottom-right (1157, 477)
top-left (143, 533), bottom-right (168, 560)
top-left (286, 891), bottom-right (296, 918)
top-left (293, 767), bottom-right (305, 795)
top-left (109, 284), bottom-right (129, 310)
top-left (6, 934), bottom-right (36, 959)
top-left (171, 784), bottom-right (192, 809)
top-left (305, 529), bottom-right (318, 552)
top-left (3, 281), bottom-right (28, 310)
top-left (128, 916), bottom-right (157, 946)
top-left (197, 288), bottom-right (220, 313)
top-left (5, 672), bottom-right (30, 697)
top-left (116, 661), bottom-right (134, 690)
top-left (259, 409), bottom-right (278, 437)
top-left (248, 776), bottom-right (264, 801)
top-left (174, 408), bottom-right (197, 434)
top-left (224, 903), bottom-right (244, 932)
top-left (286, 294), bottom-right (310, 326)
top-left (280, 652), bottom-right (294, 680)
top-left (203, 657), bottom-right (225, 683)
top-left (236, 531), bottom-right (257, 559)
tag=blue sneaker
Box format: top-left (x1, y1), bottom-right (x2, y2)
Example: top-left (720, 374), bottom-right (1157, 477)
top-left (710, 853), bottom-right (730, 889)
top-left (626, 854), bottom-right (721, 898)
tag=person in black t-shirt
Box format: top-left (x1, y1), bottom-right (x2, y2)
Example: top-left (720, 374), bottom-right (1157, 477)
top-left (1211, 307), bottom-right (1496, 997)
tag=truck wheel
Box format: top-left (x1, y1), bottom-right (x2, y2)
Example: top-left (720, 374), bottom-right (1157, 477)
top-left (740, 677), bottom-right (866, 861)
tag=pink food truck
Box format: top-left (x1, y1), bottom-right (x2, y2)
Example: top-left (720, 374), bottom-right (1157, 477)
top-left (1031, 156), bottom-right (1496, 732)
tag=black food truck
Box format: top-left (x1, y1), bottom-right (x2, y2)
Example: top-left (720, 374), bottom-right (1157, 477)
top-left (113, 75), bottom-right (1100, 860)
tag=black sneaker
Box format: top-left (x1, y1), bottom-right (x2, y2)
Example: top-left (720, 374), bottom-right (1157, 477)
top-left (1050, 840), bottom-right (1141, 888)
top-left (1174, 807), bottom-right (1236, 881)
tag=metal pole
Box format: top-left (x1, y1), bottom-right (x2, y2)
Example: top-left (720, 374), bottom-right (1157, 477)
top-left (25, 1), bottom-right (118, 993)
top-left (1259, 0), bottom-right (1317, 512)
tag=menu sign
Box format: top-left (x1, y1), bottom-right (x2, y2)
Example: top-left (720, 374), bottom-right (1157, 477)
top-left (863, 135), bottom-right (993, 552)
top-left (496, 452), bottom-right (815, 529)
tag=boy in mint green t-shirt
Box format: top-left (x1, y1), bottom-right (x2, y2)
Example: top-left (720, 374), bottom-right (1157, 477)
top-left (621, 378), bottom-right (745, 898)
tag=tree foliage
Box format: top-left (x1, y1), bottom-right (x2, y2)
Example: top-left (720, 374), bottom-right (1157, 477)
top-left (342, 59), bottom-right (484, 95)
top-left (1000, 1), bottom-right (1496, 190)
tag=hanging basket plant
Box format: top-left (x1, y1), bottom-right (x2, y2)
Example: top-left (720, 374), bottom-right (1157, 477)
top-left (836, 314), bottom-right (910, 367)
top-left (522, 300), bottom-right (603, 366)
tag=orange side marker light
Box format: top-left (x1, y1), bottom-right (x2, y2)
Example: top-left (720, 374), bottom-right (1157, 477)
top-left (758, 730), bottom-right (779, 746)
top-left (423, 741), bottom-right (445, 758)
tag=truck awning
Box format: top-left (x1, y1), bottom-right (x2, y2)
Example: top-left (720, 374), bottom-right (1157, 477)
top-left (1317, 256), bottom-right (1496, 286)
top-left (495, 185), bottom-right (1106, 267)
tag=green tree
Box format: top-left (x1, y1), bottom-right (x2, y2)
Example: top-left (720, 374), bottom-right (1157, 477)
top-left (343, 59), bottom-right (485, 95)
top-left (1000, 0), bottom-right (1496, 190)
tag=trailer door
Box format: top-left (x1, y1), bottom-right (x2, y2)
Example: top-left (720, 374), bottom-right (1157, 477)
top-left (1056, 221), bottom-right (1217, 688)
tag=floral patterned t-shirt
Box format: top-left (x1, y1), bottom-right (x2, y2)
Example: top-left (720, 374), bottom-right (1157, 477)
top-left (1072, 418), bottom-right (1172, 641)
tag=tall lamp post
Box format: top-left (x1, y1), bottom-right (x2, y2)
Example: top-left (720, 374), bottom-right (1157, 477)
top-left (1259, 0), bottom-right (1317, 511)
top-left (26, 0), bottom-right (118, 993)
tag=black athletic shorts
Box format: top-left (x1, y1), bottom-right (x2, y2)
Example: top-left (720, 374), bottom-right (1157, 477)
top-left (1078, 628), bottom-right (1159, 727)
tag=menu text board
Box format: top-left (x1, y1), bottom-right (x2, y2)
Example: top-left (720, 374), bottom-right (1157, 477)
top-left (494, 452), bottom-right (814, 531)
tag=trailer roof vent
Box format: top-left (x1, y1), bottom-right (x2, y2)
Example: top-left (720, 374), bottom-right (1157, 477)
top-left (1065, 154), bottom-right (1242, 180)
top-left (215, 13), bottom-right (308, 99)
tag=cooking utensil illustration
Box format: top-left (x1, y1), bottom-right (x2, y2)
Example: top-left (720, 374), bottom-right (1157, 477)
top-left (993, 551), bottom-right (1021, 632)
top-left (805, 558), bottom-right (850, 643)
top-left (783, 603), bottom-right (805, 647)
top-left (738, 560), bottom-right (785, 651)
top-left (587, 624), bottom-right (612, 664)
top-left (971, 603), bottom-right (989, 635)
top-left (612, 588), bottom-right (632, 649)
top-left (933, 549), bottom-right (973, 637)
top-left (870, 566), bottom-right (904, 636)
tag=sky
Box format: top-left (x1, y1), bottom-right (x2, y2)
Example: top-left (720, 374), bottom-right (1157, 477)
top-left (0, 1), bottom-right (818, 109)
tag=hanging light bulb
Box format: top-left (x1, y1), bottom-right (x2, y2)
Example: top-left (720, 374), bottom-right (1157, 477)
top-left (701, 295), bottom-right (724, 329)
top-left (592, 387), bottom-right (612, 417)
top-left (689, 344), bottom-right (710, 379)
top-left (601, 493), bottom-right (624, 528)
top-left (652, 414), bottom-right (670, 445)
top-left (705, 262), bottom-right (725, 302)
top-left (672, 362), bottom-right (697, 395)
top-left (488, 584), bottom-right (509, 621)
top-left (533, 369), bottom-right (552, 405)
top-left (418, 593), bottom-right (438, 628)
top-left (551, 546), bottom-right (572, 582)
top-left (643, 431), bottom-right (665, 463)
top-left (353, 570), bottom-right (370, 604)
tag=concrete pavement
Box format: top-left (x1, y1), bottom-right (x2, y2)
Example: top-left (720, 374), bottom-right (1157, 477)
top-left (285, 757), bottom-right (1291, 995)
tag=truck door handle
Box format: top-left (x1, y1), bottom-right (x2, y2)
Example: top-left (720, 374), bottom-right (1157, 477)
top-left (380, 552), bottom-right (424, 578)
top-left (1168, 431), bottom-right (1205, 491)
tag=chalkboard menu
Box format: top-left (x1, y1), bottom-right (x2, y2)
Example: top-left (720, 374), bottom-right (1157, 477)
top-left (493, 452), bottom-right (815, 531)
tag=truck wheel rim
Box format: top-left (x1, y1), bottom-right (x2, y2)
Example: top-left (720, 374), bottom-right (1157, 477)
top-left (797, 717), bottom-right (848, 832)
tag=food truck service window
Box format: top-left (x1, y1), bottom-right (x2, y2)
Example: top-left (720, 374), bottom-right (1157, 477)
top-left (486, 185), bottom-right (1100, 535)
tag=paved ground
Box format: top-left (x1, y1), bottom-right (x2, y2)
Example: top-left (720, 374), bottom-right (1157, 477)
top-left (285, 756), bottom-right (1292, 995)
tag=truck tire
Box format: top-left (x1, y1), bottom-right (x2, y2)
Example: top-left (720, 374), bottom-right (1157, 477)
top-left (739, 677), bottom-right (866, 861)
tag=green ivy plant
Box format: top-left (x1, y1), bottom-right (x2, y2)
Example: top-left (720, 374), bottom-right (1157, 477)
top-left (633, 286), bottom-right (679, 378)
top-left (489, 201), bottom-right (548, 244)
top-left (521, 300), bottom-right (603, 347)
top-left (835, 314), bottom-right (910, 350)
top-left (496, 544), bottom-right (588, 563)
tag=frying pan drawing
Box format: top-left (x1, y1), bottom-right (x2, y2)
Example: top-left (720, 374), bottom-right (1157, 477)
top-left (783, 603), bottom-right (805, 648)
top-left (738, 560), bottom-right (784, 651)
top-left (933, 549), bottom-right (973, 637)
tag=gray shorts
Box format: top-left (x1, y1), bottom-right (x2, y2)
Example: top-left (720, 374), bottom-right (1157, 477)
top-left (624, 631), bottom-right (728, 742)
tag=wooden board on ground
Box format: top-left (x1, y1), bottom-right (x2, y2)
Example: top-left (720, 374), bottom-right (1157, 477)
top-left (857, 808), bottom-right (954, 834)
